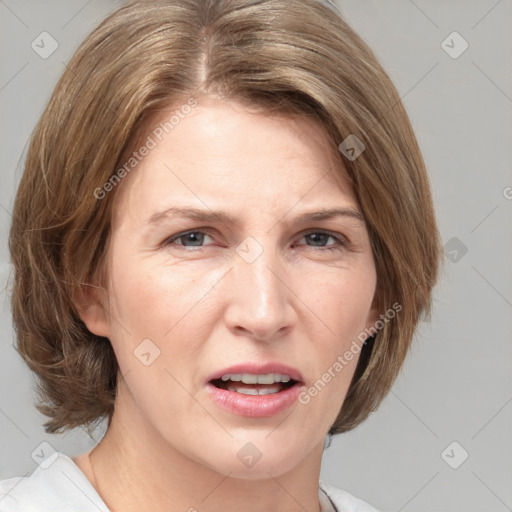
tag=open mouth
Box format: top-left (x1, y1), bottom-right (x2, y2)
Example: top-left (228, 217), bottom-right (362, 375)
top-left (210, 373), bottom-right (298, 395)
top-left (206, 367), bottom-right (304, 416)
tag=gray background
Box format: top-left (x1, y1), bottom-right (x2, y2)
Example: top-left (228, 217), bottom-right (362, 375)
top-left (1, 1), bottom-right (511, 511)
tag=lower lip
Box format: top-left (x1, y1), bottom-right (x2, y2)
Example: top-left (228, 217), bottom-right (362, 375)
top-left (206, 382), bottom-right (304, 417)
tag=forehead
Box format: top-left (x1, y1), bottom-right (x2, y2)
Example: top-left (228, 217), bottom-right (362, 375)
top-left (112, 98), bottom-right (357, 226)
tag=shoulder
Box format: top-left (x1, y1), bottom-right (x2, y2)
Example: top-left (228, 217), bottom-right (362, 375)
top-left (319, 480), bottom-right (380, 512)
top-left (0, 453), bottom-right (108, 512)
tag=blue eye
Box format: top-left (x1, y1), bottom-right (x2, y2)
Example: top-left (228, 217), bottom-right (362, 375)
top-left (303, 232), bottom-right (335, 247)
top-left (168, 230), bottom-right (214, 248)
top-left (164, 230), bottom-right (348, 251)
top-left (299, 232), bottom-right (346, 249)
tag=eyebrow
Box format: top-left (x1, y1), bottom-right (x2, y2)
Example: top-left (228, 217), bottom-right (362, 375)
top-left (146, 206), bottom-right (364, 227)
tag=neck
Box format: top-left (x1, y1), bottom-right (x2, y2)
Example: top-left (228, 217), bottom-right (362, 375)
top-left (77, 391), bottom-right (325, 512)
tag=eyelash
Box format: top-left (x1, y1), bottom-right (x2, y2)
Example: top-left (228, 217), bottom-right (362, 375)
top-left (165, 229), bottom-right (349, 251)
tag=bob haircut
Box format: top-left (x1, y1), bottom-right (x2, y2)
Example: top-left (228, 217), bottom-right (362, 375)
top-left (9, 0), bottom-right (441, 435)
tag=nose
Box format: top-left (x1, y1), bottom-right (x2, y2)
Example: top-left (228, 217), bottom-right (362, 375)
top-left (223, 243), bottom-right (296, 342)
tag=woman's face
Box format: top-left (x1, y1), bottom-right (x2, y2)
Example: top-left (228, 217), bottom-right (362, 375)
top-left (85, 98), bottom-right (378, 478)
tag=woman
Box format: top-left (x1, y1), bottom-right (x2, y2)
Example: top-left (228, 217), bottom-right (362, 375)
top-left (0, 0), bottom-right (441, 510)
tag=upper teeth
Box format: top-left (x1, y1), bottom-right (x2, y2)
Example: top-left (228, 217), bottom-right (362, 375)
top-left (220, 373), bottom-right (292, 384)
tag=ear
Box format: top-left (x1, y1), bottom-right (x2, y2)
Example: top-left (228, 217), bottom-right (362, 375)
top-left (74, 283), bottom-right (111, 339)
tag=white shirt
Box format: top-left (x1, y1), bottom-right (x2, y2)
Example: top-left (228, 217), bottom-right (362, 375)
top-left (0, 453), bottom-right (379, 511)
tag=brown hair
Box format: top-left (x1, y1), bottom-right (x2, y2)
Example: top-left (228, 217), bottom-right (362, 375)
top-left (9, 0), bottom-right (441, 434)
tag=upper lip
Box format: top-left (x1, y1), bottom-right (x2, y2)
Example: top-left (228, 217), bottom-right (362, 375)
top-left (206, 362), bottom-right (304, 384)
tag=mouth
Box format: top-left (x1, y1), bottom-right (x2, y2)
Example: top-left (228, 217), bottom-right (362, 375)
top-left (209, 372), bottom-right (298, 395)
top-left (206, 363), bottom-right (305, 417)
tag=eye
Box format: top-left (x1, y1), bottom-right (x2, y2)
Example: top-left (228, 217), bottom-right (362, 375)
top-left (166, 230), bottom-right (215, 248)
top-left (296, 231), bottom-right (347, 250)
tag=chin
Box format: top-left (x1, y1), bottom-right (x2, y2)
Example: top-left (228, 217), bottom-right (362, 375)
top-left (220, 454), bottom-right (304, 481)
top-left (197, 435), bottom-right (314, 480)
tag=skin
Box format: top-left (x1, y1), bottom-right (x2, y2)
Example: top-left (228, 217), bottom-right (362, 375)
top-left (75, 97), bottom-right (379, 512)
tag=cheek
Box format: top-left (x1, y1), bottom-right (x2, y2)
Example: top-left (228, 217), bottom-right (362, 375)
top-left (104, 253), bottom-right (224, 367)
top-left (302, 263), bottom-right (376, 341)
top-left (102, 257), bottom-right (214, 421)
top-left (292, 262), bottom-right (376, 412)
